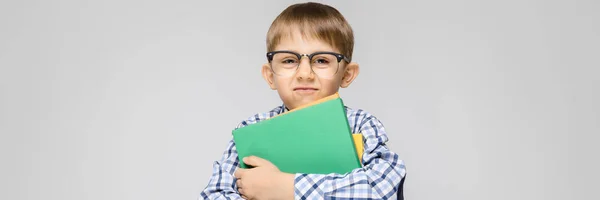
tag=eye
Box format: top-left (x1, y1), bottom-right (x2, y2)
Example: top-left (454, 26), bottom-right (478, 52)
top-left (281, 59), bottom-right (298, 64)
top-left (315, 58), bottom-right (329, 64)
top-left (312, 56), bottom-right (332, 65)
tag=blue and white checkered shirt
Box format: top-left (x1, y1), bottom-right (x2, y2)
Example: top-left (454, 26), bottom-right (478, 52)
top-left (199, 104), bottom-right (407, 199)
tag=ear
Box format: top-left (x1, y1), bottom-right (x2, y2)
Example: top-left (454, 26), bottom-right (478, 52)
top-left (340, 62), bottom-right (359, 88)
top-left (262, 63), bottom-right (277, 90)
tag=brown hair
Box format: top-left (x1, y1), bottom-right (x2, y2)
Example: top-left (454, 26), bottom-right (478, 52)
top-left (266, 2), bottom-right (354, 62)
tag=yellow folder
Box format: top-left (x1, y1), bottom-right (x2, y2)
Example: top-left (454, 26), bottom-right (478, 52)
top-left (352, 133), bottom-right (364, 162)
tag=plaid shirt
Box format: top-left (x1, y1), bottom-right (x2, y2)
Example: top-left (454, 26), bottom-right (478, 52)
top-left (199, 104), bottom-right (407, 199)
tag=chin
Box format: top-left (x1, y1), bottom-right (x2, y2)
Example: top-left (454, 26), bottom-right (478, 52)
top-left (282, 92), bottom-right (326, 109)
top-left (284, 99), bottom-right (310, 110)
top-left (300, 97), bottom-right (321, 105)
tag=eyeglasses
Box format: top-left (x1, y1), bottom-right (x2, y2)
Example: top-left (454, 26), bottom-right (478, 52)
top-left (266, 50), bottom-right (350, 78)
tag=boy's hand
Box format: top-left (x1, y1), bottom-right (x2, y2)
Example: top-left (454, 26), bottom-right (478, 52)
top-left (234, 156), bottom-right (295, 200)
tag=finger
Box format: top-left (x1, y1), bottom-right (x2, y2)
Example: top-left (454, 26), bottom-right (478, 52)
top-left (236, 179), bottom-right (242, 188)
top-left (234, 168), bottom-right (245, 179)
top-left (238, 188), bottom-right (251, 199)
top-left (243, 155), bottom-right (270, 167)
top-left (239, 189), bottom-right (252, 200)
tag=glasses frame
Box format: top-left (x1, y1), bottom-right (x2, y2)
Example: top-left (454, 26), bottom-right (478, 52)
top-left (266, 50), bottom-right (351, 77)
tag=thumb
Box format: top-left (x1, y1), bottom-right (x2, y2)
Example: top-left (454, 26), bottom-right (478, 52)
top-left (243, 156), bottom-right (271, 167)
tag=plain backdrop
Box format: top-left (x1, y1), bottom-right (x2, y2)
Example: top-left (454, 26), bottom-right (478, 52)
top-left (1, 0), bottom-right (599, 199)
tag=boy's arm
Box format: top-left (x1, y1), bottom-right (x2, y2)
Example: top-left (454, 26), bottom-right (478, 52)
top-left (199, 139), bottom-right (244, 200)
top-left (293, 116), bottom-right (407, 199)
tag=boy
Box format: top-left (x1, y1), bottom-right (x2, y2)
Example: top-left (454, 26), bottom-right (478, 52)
top-left (200, 2), bottom-right (406, 199)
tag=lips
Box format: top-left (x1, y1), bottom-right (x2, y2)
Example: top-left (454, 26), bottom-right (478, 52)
top-left (293, 87), bottom-right (318, 91)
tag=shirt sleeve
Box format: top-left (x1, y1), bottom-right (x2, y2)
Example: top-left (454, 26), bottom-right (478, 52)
top-left (198, 138), bottom-right (244, 200)
top-left (293, 115), bottom-right (407, 199)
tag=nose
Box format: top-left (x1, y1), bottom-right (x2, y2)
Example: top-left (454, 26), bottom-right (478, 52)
top-left (295, 56), bottom-right (315, 80)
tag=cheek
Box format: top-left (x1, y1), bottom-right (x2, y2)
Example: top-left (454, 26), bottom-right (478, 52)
top-left (319, 78), bottom-right (342, 91)
top-left (273, 76), bottom-right (292, 87)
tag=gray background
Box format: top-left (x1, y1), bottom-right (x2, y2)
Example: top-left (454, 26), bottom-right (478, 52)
top-left (1, 0), bottom-right (598, 199)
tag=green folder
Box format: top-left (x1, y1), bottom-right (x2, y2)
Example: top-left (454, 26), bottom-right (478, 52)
top-left (232, 94), bottom-right (361, 175)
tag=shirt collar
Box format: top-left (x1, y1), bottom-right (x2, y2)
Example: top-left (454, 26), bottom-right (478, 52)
top-left (279, 104), bottom-right (289, 114)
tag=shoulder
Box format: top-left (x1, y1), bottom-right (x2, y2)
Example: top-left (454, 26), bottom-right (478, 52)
top-left (234, 104), bottom-right (286, 129)
top-left (344, 106), bottom-right (387, 135)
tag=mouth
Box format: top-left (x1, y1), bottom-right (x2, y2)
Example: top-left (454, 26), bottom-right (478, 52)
top-left (293, 87), bottom-right (318, 91)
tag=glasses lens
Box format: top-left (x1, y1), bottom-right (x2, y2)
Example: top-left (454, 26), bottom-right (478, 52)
top-left (271, 52), bottom-right (299, 76)
top-left (311, 53), bottom-right (339, 78)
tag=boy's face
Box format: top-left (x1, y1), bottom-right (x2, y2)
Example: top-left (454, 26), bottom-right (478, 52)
top-left (262, 30), bottom-right (359, 110)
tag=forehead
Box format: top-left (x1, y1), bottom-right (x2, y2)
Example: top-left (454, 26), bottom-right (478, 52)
top-left (272, 28), bottom-right (340, 54)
